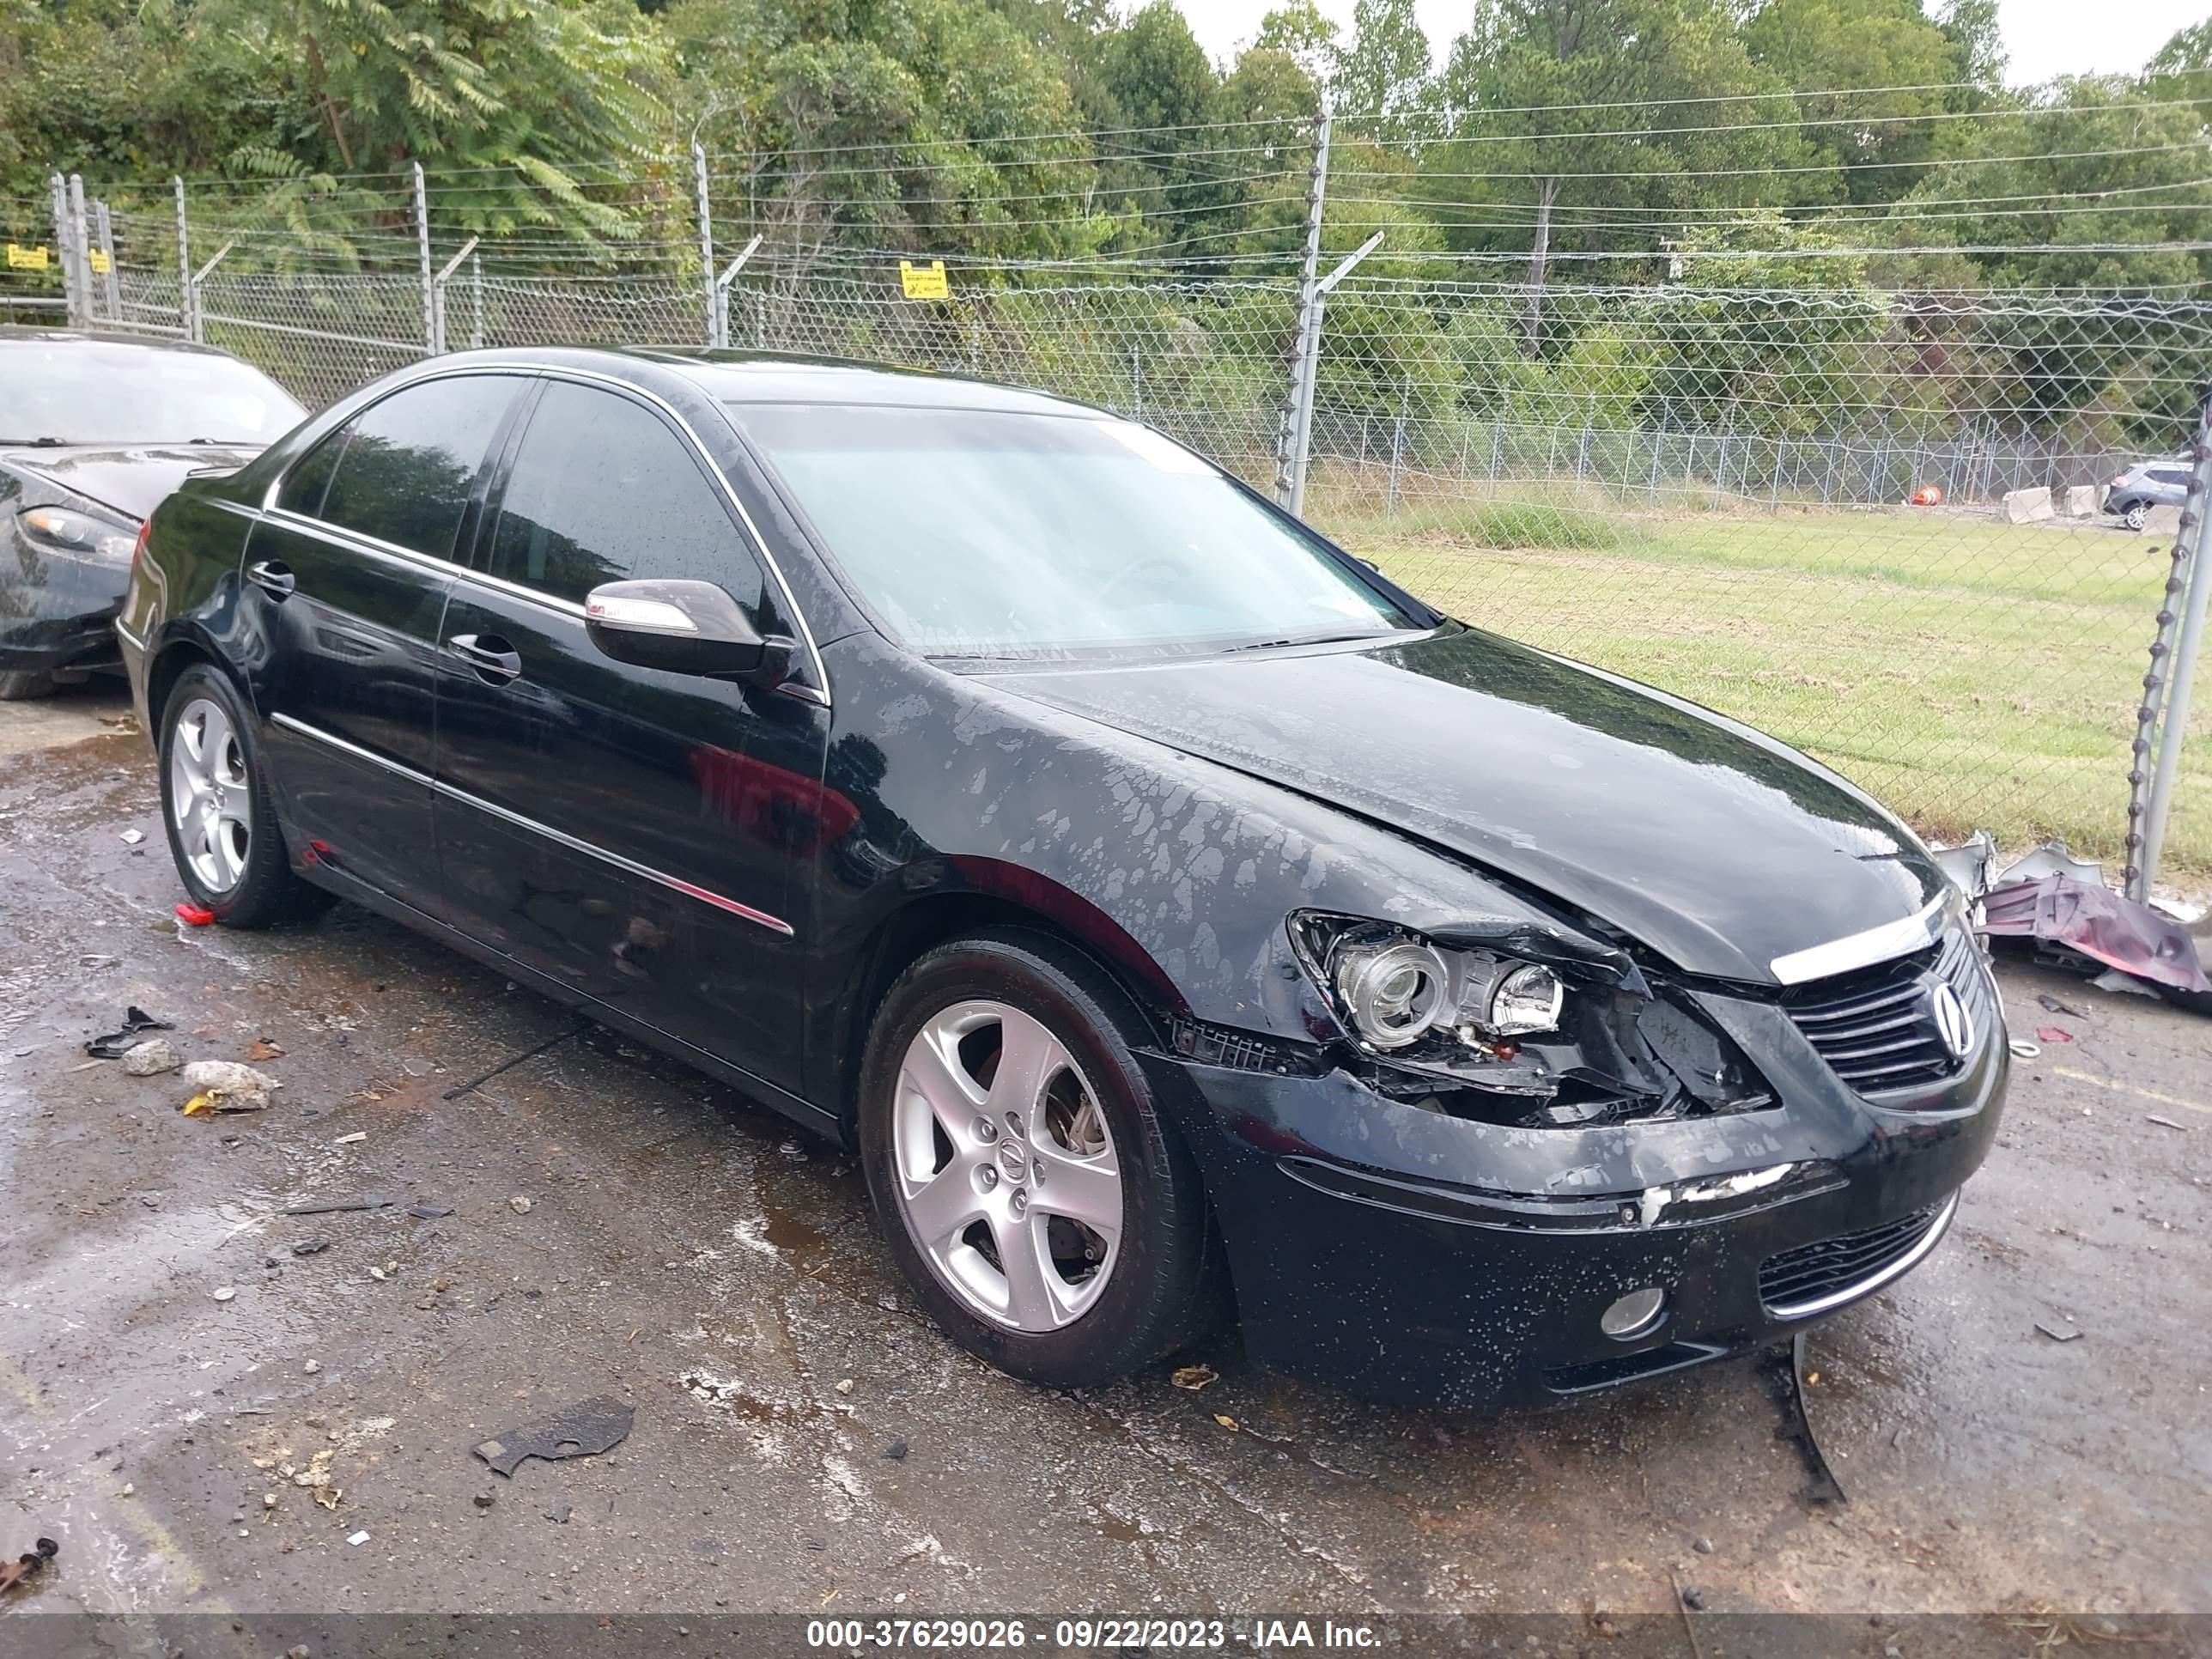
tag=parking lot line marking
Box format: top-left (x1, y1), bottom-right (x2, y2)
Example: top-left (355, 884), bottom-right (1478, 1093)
top-left (2053, 1066), bottom-right (2212, 1117)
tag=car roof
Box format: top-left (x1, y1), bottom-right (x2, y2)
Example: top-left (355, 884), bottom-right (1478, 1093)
top-left (0, 325), bottom-right (243, 359)
top-left (436, 344), bottom-right (1111, 420)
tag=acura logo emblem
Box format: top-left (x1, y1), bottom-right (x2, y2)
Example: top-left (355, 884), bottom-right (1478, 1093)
top-left (1931, 983), bottom-right (1973, 1059)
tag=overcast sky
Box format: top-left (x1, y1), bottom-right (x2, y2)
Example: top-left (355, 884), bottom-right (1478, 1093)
top-left (1173, 0), bottom-right (2210, 87)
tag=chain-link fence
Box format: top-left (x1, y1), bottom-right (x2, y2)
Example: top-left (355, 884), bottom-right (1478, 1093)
top-left (27, 163), bottom-right (2212, 883)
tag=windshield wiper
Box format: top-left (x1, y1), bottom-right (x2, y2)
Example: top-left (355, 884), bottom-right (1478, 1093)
top-left (0, 437), bottom-right (71, 447)
top-left (1223, 629), bottom-right (1402, 653)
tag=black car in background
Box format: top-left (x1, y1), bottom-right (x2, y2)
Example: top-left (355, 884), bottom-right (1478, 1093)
top-left (121, 349), bottom-right (2007, 1408)
top-left (0, 327), bottom-right (303, 698)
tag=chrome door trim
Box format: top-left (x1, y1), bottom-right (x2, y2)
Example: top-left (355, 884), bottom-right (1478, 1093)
top-left (1769, 896), bottom-right (1946, 986)
top-left (1765, 1192), bottom-right (1959, 1320)
top-left (269, 711), bottom-right (796, 939)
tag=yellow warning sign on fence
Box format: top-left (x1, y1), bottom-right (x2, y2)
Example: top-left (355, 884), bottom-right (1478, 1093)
top-left (899, 259), bottom-right (949, 301)
top-left (89, 248), bottom-right (111, 274)
top-left (5, 243), bottom-right (50, 270)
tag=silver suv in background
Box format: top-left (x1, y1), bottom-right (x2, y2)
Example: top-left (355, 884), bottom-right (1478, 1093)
top-left (2106, 458), bottom-right (2192, 531)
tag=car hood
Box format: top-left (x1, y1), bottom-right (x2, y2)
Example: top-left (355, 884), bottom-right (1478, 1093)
top-left (975, 625), bottom-right (1942, 985)
top-left (2, 443), bottom-right (264, 523)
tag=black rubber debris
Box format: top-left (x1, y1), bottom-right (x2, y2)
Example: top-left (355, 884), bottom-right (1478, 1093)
top-left (474, 1399), bottom-right (634, 1477)
top-left (284, 1196), bottom-right (396, 1216)
top-left (85, 1008), bottom-right (172, 1059)
top-left (408, 1204), bottom-right (456, 1219)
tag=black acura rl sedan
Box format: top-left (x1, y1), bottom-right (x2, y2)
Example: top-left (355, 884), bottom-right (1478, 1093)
top-left (120, 349), bottom-right (2007, 1408)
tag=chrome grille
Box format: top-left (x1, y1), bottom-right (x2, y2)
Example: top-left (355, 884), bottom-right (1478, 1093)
top-left (1759, 1199), bottom-right (1950, 1316)
top-left (1784, 926), bottom-right (1993, 1097)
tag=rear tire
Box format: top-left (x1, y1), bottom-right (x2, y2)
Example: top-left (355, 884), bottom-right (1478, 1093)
top-left (0, 671), bottom-right (55, 701)
top-left (2124, 501), bottom-right (2148, 532)
top-left (157, 664), bottom-right (329, 928)
top-left (857, 930), bottom-right (1224, 1389)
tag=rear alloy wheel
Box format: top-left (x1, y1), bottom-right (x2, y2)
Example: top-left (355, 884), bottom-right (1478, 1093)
top-left (157, 664), bottom-right (329, 928)
top-left (2124, 501), bottom-right (2148, 532)
top-left (858, 933), bottom-right (1224, 1389)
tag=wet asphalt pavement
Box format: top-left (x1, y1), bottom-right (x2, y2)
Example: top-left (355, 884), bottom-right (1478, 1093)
top-left (2, 684), bottom-right (2207, 1644)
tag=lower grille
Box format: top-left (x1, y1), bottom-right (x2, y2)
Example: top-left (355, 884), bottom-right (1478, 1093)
top-left (1784, 926), bottom-right (1993, 1097)
top-left (1759, 1197), bottom-right (1953, 1317)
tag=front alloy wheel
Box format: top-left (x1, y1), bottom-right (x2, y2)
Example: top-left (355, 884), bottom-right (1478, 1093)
top-left (890, 1000), bottom-right (1124, 1331)
top-left (857, 932), bottom-right (1224, 1389)
top-left (2124, 501), bottom-right (2148, 531)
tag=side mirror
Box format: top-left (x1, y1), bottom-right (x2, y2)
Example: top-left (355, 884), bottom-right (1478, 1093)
top-left (584, 578), bottom-right (791, 684)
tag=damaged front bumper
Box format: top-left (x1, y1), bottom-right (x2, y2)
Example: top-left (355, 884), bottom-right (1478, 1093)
top-left (1139, 978), bottom-right (2007, 1410)
top-left (0, 553), bottom-right (129, 678)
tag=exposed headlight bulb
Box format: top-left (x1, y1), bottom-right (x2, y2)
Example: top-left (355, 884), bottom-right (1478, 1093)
top-left (1487, 963), bottom-right (1565, 1036)
top-left (1333, 937), bottom-right (1451, 1049)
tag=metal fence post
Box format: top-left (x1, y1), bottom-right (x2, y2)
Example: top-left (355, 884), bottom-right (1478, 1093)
top-left (1389, 409), bottom-right (1407, 513)
top-left (48, 174), bottom-right (78, 326)
top-left (693, 141), bottom-right (718, 347)
top-left (2131, 393), bottom-right (2212, 897)
top-left (185, 240), bottom-right (234, 346)
top-left (173, 177), bottom-right (191, 336)
top-left (1275, 99), bottom-right (1331, 510)
top-left (714, 235), bottom-right (761, 354)
top-left (471, 252), bottom-right (483, 349)
top-left (430, 236), bottom-right (478, 356)
top-left (67, 175), bottom-right (92, 327)
top-left (93, 200), bottom-right (119, 322)
top-left (412, 162), bottom-right (434, 353)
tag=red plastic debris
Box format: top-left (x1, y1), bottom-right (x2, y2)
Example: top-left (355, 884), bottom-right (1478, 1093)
top-left (2034, 1025), bottom-right (2075, 1044)
top-left (174, 902), bottom-right (216, 927)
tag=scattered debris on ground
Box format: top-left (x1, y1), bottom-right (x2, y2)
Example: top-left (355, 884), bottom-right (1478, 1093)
top-left (173, 902), bottom-right (215, 927)
top-left (474, 1398), bottom-right (634, 1477)
top-left (408, 1203), bottom-right (454, 1218)
top-left (508, 1195), bottom-right (532, 1214)
top-left (247, 1037), bottom-right (285, 1061)
top-left (179, 1060), bottom-right (277, 1115)
top-left (85, 1006), bottom-right (171, 1059)
top-left (1766, 1333), bottom-right (1847, 1507)
top-left (0, 1537), bottom-right (58, 1597)
top-left (284, 1195), bottom-right (393, 1216)
top-left (121, 1037), bottom-right (181, 1076)
top-left (1171, 1364), bottom-right (1218, 1391)
top-left (2036, 1318), bottom-right (2084, 1343)
top-left (1981, 873), bottom-right (2209, 1012)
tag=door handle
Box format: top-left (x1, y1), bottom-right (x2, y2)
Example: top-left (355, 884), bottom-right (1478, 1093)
top-left (448, 633), bottom-right (523, 684)
top-left (247, 559), bottom-right (295, 599)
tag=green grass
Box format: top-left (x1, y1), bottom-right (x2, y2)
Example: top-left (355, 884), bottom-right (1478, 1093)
top-left (1309, 489), bottom-right (2210, 877)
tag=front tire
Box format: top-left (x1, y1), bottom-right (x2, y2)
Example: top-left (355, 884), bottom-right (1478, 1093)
top-left (158, 664), bottom-right (326, 928)
top-left (2124, 501), bottom-right (2148, 532)
top-left (857, 931), bottom-right (1222, 1389)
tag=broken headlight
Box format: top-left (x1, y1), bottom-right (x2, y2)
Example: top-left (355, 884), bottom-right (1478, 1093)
top-left (1297, 916), bottom-right (1570, 1053)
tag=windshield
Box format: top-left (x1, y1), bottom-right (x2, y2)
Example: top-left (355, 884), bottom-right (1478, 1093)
top-left (732, 404), bottom-right (1422, 659)
top-left (0, 342), bottom-right (305, 446)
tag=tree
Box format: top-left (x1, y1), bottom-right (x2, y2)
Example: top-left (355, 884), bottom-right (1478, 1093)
top-left (1254, 0), bottom-right (1339, 71)
top-left (1095, 2), bottom-right (1242, 265)
top-left (204, 0), bottom-right (671, 250)
top-left (1432, 0), bottom-right (1805, 349)
top-left (1330, 0), bottom-right (1433, 122)
top-left (1744, 0), bottom-right (1959, 205)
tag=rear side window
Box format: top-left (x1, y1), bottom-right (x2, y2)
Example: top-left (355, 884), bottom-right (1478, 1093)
top-left (276, 432), bottom-right (343, 517)
top-left (314, 375), bottom-right (520, 559)
top-left (485, 381), bottom-right (762, 611)
top-left (2150, 467), bottom-right (2191, 487)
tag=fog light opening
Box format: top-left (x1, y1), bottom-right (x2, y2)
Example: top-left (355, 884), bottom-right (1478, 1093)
top-left (1600, 1286), bottom-right (1668, 1342)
